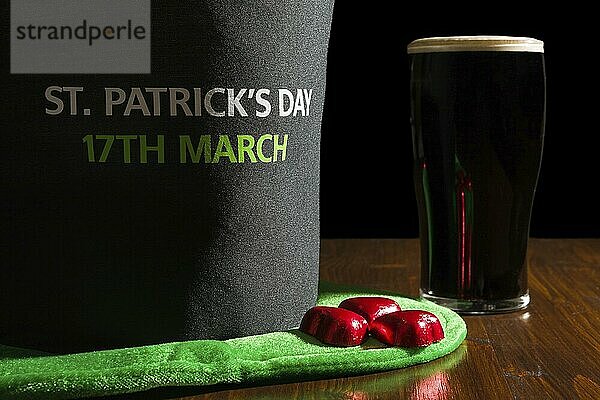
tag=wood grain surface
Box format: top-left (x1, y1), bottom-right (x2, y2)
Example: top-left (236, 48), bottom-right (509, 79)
top-left (106, 239), bottom-right (600, 400)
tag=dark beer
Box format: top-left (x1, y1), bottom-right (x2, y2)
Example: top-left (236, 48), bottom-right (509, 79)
top-left (409, 37), bottom-right (545, 313)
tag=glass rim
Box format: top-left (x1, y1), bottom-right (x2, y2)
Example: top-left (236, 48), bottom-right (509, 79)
top-left (407, 36), bottom-right (544, 54)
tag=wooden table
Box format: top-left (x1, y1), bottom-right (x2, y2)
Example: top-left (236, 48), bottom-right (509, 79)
top-left (148, 239), bottom-right (600, 400)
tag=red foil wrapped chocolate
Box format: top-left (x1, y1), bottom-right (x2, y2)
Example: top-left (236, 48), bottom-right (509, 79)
top-left (338, 296), bottom-right (402, 324)
top-left (299, 306), bottom-right (368, 347)
top-left (370, 310), bottom-right (445, 347)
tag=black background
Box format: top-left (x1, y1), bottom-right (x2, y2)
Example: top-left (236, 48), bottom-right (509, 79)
top-left (320, 5), bottom-right (599, 238)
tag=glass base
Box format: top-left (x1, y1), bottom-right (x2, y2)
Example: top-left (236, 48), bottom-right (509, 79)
top-left (420, 290), bottom-right (530, 315)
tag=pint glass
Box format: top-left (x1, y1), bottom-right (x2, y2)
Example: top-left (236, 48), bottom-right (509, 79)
top-left (409, 36), bottom-right (546, 313)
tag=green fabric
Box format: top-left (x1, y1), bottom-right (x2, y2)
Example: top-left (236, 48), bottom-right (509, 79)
top-left (0, 282), bottom-right (467, 399)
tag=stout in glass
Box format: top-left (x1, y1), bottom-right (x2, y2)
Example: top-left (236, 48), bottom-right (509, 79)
top-left (409, 36), bottom-right (546, 313)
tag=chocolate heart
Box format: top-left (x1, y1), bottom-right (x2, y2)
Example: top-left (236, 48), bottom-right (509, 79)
top-left (370, 310), bottom-right (445, 347)
top-left (338, 296), bottom-right (401, 324)
top-left (299, 306), bottom-right (368, 347)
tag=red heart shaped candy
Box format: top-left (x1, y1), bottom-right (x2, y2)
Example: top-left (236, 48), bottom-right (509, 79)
top-left (370, 310), bottom-right (445, 347)
top-left (300, 306), bottom-right (368, 347)
top-left (338, 296), bottom-right (402, 324)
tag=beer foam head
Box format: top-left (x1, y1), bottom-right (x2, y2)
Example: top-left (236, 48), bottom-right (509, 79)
top-left (407, 36), bottom-right (544, 54)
